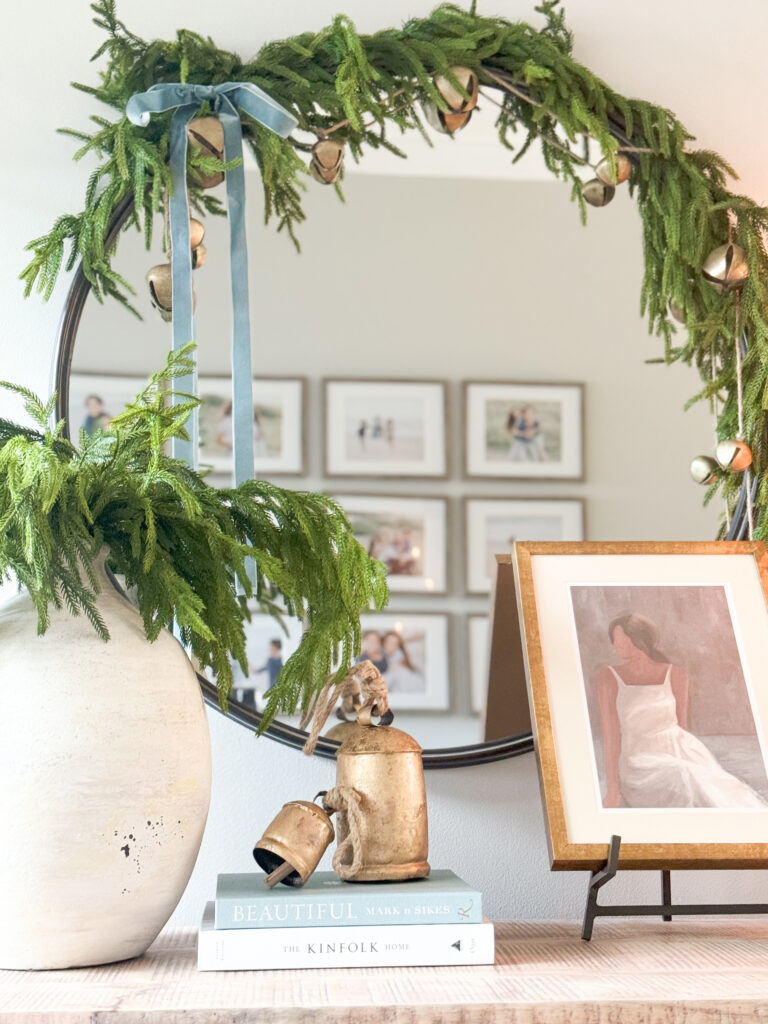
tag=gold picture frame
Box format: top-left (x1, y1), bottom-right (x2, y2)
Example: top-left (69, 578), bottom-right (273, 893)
top-left (514, 541), bottom-right (768, 870)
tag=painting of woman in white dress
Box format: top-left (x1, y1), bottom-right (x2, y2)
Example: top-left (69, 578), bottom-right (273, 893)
top-left (570, 585), bottom-right (768, 809)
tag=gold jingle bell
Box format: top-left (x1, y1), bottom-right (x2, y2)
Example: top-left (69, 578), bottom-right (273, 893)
top-left (690, 454), bottom-right (719, 485)
top-left (702, 242), bottom-right (749, 294)
top-left (716, 438), bottom-right (753, 472)
top-left (191, 243), bottom-right (207, 270)
top-left (594, 153), bottom-right (632, 186)
top-left (423, 65), bottom-right (479, 135)
top-left (146, 263), bottom-right (173, 322)
top-left (310, 139), bottom-right (345, 185)
top-left (668, 299), bottom-right (686, 324)
top-left (189, 218), bottom-right (206, 249)
top-left (582, 178), bottom-right (615, 207)
top-left (327, 700), bottom-right (430, 883)
top-left (253, 797), bottom-right (335, 888)
top-left (187, 116), bottom-right (225, 188)
top-left (146, 263), bottom-right (196, 322)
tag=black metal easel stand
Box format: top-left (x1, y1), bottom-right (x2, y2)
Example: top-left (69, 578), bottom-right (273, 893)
top-left (582, 835), bottom-right (768, 940)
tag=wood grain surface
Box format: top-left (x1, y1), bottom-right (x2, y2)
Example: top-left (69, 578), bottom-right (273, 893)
top-left (2, 918), bottom-right (768, 1022)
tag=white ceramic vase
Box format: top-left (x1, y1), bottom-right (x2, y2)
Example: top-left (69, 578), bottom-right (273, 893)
top-left (0, 554), bottom-right (212, 969)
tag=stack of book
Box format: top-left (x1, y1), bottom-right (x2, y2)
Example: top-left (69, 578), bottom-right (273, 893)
top-left (198, 869), bottom-right (494, 970)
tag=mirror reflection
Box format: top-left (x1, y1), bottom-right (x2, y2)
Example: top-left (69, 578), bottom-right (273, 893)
top-left (69, 144), bottom-right (716, 752)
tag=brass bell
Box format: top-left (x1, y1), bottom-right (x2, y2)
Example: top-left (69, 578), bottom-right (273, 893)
top-left (253, 798), bottom-right (335, 888)
top-left (310, 139), bottom-right (345, 185)
top-left (146, 263), bottom-right (196, 322)
top-left (146, 263), bottom-right (173, 322)
top-left (690, 454), bottom-right (719, 485)
top-left (702, 242), bottom-right (749, 294)
top-left (328, 702), bottom-right (430, 882)
top-left (191, 244), bottom-right (207, 270)
top-left (187, 116), bottom-right (225, 188)
top-left (423, 65), bottom-right (479, 135)
top-left (716, 438), bottom-right (753, 472)
top-left (595, 153), bottom-right (632, 186)
top-left (582, 178), bottom-right (615, 207)
top-left (189, 218), bottom-right (205, 249)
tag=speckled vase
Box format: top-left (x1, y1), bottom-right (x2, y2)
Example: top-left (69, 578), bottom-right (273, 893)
top-left (0, 554), bottom-right (211, 969)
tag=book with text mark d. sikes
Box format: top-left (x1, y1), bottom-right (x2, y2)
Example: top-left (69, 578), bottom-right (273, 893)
top-left (198, 904), bottom-right (495, 970)
top-left (214, 869), bottom-right (482, 930)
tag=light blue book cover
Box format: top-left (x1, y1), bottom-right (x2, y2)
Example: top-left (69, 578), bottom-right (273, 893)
top-left (214, 869), bottom-right (482, 930)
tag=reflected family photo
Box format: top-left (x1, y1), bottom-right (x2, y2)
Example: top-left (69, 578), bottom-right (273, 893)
top-left (356, 614), bottom-right (449, 710)
top-left (571, 584), bottom-right (768, 809)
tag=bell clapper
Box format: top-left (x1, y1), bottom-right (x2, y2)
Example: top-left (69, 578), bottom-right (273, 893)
top-left (265, 860), bottom-right (298, 889)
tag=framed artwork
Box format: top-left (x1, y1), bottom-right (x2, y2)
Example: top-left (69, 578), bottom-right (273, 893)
top-left (465, 498), bottom-right (584, 595)
top-left (464, 380), bottom-right (584, 480)
top-left (230, 609), bottom-right (304, 713)
top-left (468, 615), bottom-right (490, 715)
top-left (337, 494), bottom-right (448, 594)
top-left (513, 541), bottom-right (768, 870)
top-left (357, 613), bottom-right (450, 711)
top-left (68, 373), bottom-right (150, 439)
top-left (324, 379), bottom-right (447, 478)
top-left (197, 377), bottom-right (305, 477)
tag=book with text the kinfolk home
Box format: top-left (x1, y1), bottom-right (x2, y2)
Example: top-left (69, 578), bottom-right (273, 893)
top-left (214, 869), bottom-right (482, 930)
top-left (198, 904), bottom-right (494, 970)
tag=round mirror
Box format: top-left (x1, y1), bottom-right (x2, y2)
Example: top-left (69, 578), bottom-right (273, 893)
top-left (55, 113), bottom-right (718, 767)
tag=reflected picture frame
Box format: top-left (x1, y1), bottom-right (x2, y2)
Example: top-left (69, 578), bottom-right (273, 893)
top-left (464, 380), bottom-right (584, 480)
top-left (357, 612), bottom-right (450, 711)
top-left (513, 541), bottom-right (768, 870)
top-left (336, 493), bottom-right (449, 595)
top-left (68, 372), bottom-right (154, 440)
top-left (324, 379), bottom-right (448, 478)
top-left (465, 497), bottom-right (584, 595)
top-left (197, 376), bottom-right (305, 478)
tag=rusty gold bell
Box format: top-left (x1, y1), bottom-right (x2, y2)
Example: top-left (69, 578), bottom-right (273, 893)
top-left (189, 218), bottom-right (206, 249)
top-left (582, 178), bottom-right (615, 207)
top-left (702, 242), bottom-right (749, 294)
top-left (187, 116), bottom-right (225, 188)
top-left (595, 153), bottom-right (632, 186)
top-left (423, 65), bottom-right (479, 135)
top-left (253, 798), bottom-right (335, 888)
top-left (310, 139), bottom-right (345, 185)
top-left (716, 438), bottom-right (753, 472)
top-left (326, 701), bottom-right (429, 883)
top-left (146, 263), bottom-right (173, 322)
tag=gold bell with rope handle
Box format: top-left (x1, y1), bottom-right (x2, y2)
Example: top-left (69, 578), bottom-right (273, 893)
top-left (328, 699), bottom-right (430, 882)
top-left (253, 794), bottom-right (335, 888)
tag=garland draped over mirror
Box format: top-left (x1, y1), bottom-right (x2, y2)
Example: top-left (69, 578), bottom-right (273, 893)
top-left (22, 4), bottom-right (768, 527)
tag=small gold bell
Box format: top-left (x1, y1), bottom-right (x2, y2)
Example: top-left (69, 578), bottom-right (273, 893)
top-left (702, 242), bottom-right (749, 294)
top-left (187, 116), bottom-right (225, 188)
top-left (146, 263), bottom-right (173, 322)
top-left (189, 218), bottom-right (206, 249)
top-left (423, 65), bottom-right (479, 135)
top-left (582, 178), bottom-right (615, 207)
top-left (146, 263), bottom-right (196, 321)
top-left (716, 438), bottom-right (753, 472)
top-left (595, 153), bottom-right (632, 186)
top-left (310, 139), bottom-right (345, 185)
top-left (668, 299), bottom-right (686, 324)
top-left (191, 244), bottom-right (207, 270)
top-left (690, 454), bottom-right (719, 485)
top-left (253, 798), bottom-right (335, 888)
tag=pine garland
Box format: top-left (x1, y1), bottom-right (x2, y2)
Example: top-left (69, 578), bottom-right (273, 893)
top-left (0, 347), bottom-right (388, 730)
top-left (19, 1), bottom-right (768, 532)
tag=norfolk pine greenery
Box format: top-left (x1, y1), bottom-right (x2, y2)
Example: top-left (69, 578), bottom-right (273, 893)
top-left (0, 347), bottom-right (387, 729)
top-left (19, 2), bottom-right (768, 532)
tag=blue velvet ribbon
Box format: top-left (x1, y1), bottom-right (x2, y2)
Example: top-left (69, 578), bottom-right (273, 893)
top-left (126, 83), bottom-right (297, 482)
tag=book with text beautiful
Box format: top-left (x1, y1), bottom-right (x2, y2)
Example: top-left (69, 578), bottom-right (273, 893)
top-left (214, 870), bottom-right (482, 930)
top-left (199, 904), bottom-right (494, 970)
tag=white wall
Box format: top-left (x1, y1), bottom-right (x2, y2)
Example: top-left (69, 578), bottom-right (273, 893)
top-left (3, 0), bottom-right (768, 930)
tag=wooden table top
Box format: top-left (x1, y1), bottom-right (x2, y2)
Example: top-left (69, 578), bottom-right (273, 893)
top-left (2, 918), bottom-right (768, 1022)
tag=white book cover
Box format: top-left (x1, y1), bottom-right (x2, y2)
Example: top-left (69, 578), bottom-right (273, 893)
top-left (198, 903), bottom-right (495, 971)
